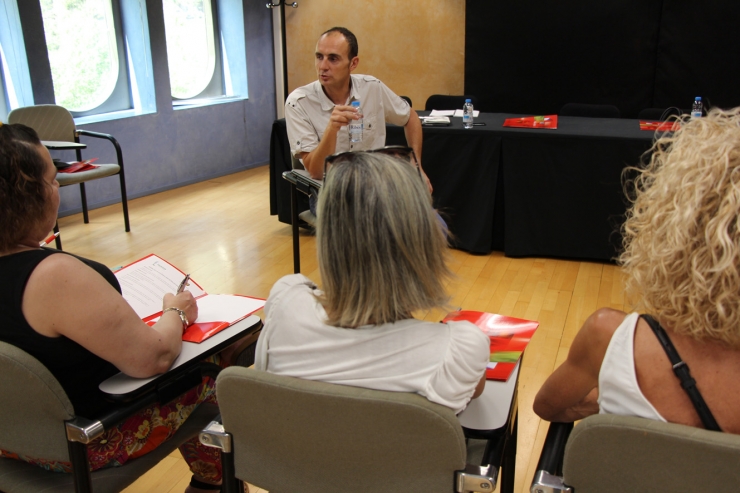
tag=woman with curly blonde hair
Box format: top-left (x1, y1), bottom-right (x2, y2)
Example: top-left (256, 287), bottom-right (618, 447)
top-left (534, 107), bottom-right (740, 433)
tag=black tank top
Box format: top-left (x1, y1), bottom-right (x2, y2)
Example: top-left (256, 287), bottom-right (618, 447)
top-left (0, 248), bottom-right (121, 417)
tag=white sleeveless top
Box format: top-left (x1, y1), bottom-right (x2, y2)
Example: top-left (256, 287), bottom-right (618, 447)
top-left (598, 312), bottom-right (667, 422)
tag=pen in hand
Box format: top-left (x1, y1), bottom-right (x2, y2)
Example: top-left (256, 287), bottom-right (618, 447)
top-left (176, 274), bottom-right (190, 294)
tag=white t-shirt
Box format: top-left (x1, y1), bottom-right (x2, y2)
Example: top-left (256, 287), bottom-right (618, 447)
top-left (285, 74), bottom-right (411, 158)
top-left (256, 274), bottom-right (490, 414)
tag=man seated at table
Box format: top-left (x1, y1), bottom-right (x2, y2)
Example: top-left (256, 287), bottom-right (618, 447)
top-left (285, 26), bottom-right (427, 224)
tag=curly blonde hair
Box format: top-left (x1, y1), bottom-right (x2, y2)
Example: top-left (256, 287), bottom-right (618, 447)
top-left (620, 107), bottom-right (740, 346)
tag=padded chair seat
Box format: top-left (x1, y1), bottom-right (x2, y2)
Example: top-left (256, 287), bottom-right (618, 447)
top-left (56, 164), bottom-right (121, 187)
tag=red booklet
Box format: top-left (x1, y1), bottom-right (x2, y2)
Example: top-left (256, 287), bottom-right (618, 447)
top-left (57, 158), bottom-right (99, 173)
top-left (115, 254), bottom-right (265, 343)
top-left (639, 120), bottom-right (680, 132)
top-left (503, 115), bottom-right (558, 129)
top-left (442, 310), bottom-right (539, 381)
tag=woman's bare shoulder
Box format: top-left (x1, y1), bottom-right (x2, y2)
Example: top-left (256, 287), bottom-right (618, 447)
top-left (580, 308), bottom-right (629, 344)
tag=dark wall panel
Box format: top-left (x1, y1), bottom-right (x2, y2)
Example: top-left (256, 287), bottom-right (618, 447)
top-left (653, 0), bottom-right (740, 111)
top-left (465, 1), bottom-right (662, 117)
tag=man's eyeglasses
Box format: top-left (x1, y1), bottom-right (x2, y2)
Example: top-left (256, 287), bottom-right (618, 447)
top-left (323, 146), bottom-right (422, 183)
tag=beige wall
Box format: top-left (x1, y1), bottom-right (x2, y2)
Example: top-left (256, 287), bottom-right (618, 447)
top-left (284, 0), bottom-right (465, 110)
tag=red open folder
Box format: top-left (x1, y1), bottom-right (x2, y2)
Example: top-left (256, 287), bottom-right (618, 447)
top-left (115, 254), bottom-right (265, 343)
top-left (57, 158), bottom-right (99, 173)
top-left (442, 310), bottom-right (539, 381)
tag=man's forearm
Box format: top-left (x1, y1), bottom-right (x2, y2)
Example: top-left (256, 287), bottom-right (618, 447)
top-left (404, 108), bottom-right (423, 167)
top-left (301, 127), bottom-right (340, 179)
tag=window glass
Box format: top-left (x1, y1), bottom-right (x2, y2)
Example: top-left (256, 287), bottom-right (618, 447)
top-left (40, 0), bottom-right (119, 112)
top-left (163, 0), bottom-right (217, 99)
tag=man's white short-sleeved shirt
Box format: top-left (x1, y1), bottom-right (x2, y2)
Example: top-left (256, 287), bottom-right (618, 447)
top-left (255, 274), bottom-right (490, 414)
top-left (285, 74), bottom-right (411, 158)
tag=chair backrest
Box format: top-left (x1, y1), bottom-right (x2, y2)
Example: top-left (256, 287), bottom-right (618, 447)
top-left (637, 107), bottom-right (684, 121)
top-left (0, 341), bottom-right (75, 462)
top-left (558, 103), bottom-right (621, 118)
top-left (7, 105), bottom-right (76, 142)
top-left (562, 414), bottom-right (740, 492)
top-left (425, 94), bottom-right (479, 111)
top-left (216, 367), bottom-right (467, 493)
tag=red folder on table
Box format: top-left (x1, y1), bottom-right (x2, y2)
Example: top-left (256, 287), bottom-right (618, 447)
top-left (115, 254), bottom-right (265, 342)
top-left (503, 115), bottom-right (558, 129)
top-left (442, 310), bottom-right (539, 381)
top-left (639, 120), bottom-right (680, 132)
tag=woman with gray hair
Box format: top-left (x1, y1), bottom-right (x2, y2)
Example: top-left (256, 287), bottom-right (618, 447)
top-left (256, 148), bottom-right (489, 413)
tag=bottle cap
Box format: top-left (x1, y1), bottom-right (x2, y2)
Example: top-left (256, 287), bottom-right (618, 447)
top-left (351, 101), bottom-right (361, 107)
top-left (465, 99), bottom-right (471, 103)
top-left (695, 97), bottom-right (701, 101)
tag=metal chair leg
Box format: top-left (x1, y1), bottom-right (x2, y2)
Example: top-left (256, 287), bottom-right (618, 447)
top-left (290, 183), bottom-right (300, 273)
top-left (79, 182), bottom-right (89, 224)
top-left (67, 440), bottom-right (92, 493)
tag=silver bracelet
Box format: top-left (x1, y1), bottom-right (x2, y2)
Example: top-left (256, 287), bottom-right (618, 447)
top-left (162, 307), bottom-right (189, 332)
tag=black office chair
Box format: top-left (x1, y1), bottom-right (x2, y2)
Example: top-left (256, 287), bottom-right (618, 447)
top-left (637, 107), bottom-right (684, 121)
top-left (400, 95), bottom-right (412, 107)
top-left (425, 94), bottom-right (479, 111)
top-left (559, 103), bottom-right (621, 118)
top-left (530, 414), bottom-right (740, 493)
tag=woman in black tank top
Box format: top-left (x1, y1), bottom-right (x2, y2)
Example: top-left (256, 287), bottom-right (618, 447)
top-left (0, 124), bottom-right (222, 491)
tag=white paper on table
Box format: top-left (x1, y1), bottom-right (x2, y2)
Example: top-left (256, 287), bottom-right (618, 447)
top-left (115, 254), bottom-right (206, 319)
top-left (429, 109), bottom-right (455, 116)
top-left (453, 109), bottom-right (480, 117)
top-left (194, 294), bottom-right (266, 323)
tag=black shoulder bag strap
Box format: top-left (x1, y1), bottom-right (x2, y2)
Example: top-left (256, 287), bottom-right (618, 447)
top-left (640, 314), bottom-right (722, 431)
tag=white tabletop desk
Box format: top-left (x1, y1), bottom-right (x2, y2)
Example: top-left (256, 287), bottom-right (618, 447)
top-left (458, 361), bottom-right (520, 431)
top-left (41, 140), bottom-right (86, 150)
top-left (100, 315), bottom-right (261, 398)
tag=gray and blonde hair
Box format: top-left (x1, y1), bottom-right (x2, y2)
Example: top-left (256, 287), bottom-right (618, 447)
top-left (620, 106), bottom-right (740, 346)
top-left (317, 153), bottom-right (450, 327)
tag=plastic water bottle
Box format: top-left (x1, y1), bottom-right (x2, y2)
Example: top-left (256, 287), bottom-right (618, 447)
top-left (691, 97), bottom-right (703, 118)
top-left (463, 99), bottom-right (474, 129)
top-left (349, 101), bottom-right (363, 143)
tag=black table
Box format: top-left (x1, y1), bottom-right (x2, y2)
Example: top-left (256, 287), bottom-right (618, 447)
top-left (269, 113), bottom-right (654, 261)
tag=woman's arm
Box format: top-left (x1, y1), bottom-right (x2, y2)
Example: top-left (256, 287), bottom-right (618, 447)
top-left (22, 253), bottom-right (197, 378)
top-left (533, 308), bottom-right (626, 422)
top-left (472, 372), bottom-right (487, 399)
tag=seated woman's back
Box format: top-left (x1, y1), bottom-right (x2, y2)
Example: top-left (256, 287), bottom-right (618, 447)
top-left (633, 316), bottom-right (740, 433)
top-left (256, 150), bottom-right (490, 413)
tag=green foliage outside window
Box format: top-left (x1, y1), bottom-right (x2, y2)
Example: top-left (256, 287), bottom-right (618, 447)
top-left (40, 0), bottom-right (118, 112)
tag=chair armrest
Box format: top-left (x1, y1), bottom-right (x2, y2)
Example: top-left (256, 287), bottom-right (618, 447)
top-left (455, 464), bottom-right (497, 493)
top-left (199, 418), bottom-right (232, 453)
top-left (530, 422), bottom-right (574, 493)
top-left (68, 361), bottom-right (224, 444)
top-left (65, 391), bottom-right (160, 444)
top-left (76, 129), bottom-right (124, 169)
